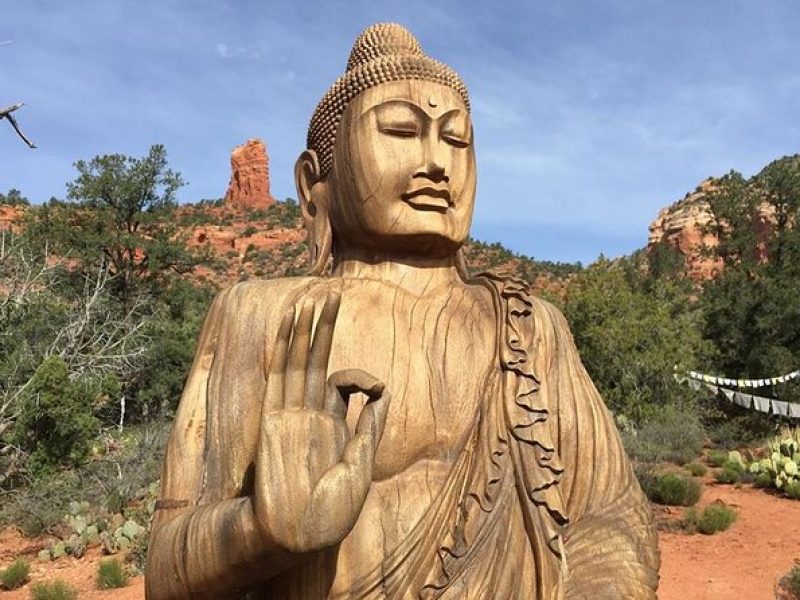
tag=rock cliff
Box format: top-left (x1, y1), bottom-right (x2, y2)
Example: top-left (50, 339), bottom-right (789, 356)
top-left (648, 178), bottom-right (775, 280)
top-left (647, 179), bottom-right (723, 279)
top-left (224, 139), bottom-right (275, 210)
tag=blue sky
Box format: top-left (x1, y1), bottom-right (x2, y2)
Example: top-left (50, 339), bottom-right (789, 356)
top-left (1, 1), bottom-right (798, 264)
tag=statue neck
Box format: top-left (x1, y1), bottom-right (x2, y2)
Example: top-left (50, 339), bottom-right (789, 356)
top-left (332, 249), bottom-right (464, 297)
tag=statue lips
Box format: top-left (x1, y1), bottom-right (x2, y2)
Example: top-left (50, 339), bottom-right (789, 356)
top-left (401, 185), bottom-right (452, 212)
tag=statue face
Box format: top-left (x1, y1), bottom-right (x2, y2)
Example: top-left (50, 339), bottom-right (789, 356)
top-left (328, 80), bottom-right (476, 257)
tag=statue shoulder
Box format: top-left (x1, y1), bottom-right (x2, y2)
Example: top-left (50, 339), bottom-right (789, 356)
top-left (528, 294), bottom-right (578, 366)
top-left (529, 295), bottom-right (569, 331)
top-left (209, 276), bottom-right (322, 317)
top-left (198, 277), bottom-right (328, 350)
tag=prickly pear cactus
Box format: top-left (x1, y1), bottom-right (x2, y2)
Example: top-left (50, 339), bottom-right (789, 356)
top-left (750, 428), bottom-right (800, 494)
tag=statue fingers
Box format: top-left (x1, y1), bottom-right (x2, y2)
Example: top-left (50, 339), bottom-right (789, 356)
top-left (304, 289), bottom-right (341, 410)
top-left (285, 298), bottom-right (315, 409)
top-left (305, 425), bottom-right (384, 547)
top-left (264, 307), bottom-right (294, 412)
top-left (352, 388), bottom-right (391, 451)
top-left (324, 369), bottom-right (386, 418)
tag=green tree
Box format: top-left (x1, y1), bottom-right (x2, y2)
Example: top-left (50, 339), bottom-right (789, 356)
top-left (563, 256), bottom-right (708, 421)
top-left (12, 356), bottom-right (119, 472)
top-left (702, 156), bottom-right (800, 385)
top-left (0, 231), bottom-right (153, 483)
top-left (126, 279), bottom-right (216, 418)
top-left (30, 145), bottom-right (195, 309)
top-left (0, 188), bottom-right (29, 206)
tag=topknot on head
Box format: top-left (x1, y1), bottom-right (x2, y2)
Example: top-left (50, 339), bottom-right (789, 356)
top-left (346, 23), bottom-right (425, 72)
top-left (307, 23), bottom-right (469, 178)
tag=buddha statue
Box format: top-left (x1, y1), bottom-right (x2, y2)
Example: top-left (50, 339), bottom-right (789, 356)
top-left (146, 23), bottom-right (659, 599)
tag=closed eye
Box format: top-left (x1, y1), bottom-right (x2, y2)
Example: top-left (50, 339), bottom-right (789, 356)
top-left (442, 132), bottom-right (470, 148)
top-left (380, 126), bottom-right (418, 138)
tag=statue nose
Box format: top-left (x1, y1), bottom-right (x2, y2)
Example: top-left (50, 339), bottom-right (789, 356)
top-left (417, 132), bottom-right (449, 183)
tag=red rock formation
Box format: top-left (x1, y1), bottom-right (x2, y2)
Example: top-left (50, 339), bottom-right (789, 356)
top-left (648, 179), bottom-right (775, 280)
top-left (224, 139), bottom-right (275, 210)
top-left (0, 205), bottom-right (24, 234)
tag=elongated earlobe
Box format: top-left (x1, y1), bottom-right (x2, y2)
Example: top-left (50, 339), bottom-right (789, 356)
top-left (456, 246), bottom-right (470, 280)
top-left (295, 150), bottom-right (333, 275)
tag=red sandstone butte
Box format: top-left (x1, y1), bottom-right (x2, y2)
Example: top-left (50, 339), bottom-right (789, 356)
top-left (648, 178), bottom-right (775, 280)
top-left (224, 138), bottom-right (276, 210)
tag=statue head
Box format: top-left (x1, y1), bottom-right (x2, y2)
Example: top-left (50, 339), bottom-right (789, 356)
top-left (295, 23), bottom-right (476, 273)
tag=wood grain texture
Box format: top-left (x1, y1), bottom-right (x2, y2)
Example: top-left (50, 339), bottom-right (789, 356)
top-left (146, 23), bottom-right (658, 600)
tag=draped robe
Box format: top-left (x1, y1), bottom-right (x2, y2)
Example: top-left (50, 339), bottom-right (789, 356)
top-left (146, 274), bottom-right (660, 599)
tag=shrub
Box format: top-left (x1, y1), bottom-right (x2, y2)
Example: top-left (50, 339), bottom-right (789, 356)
top-left (12, 356), bottom-right (119, 472)
top-left (30, 579), bottom-right (78, 600)
top-left (97, 558), bottom-right (128, 589)
top-left (685, 462), bottom-right (707, 477)
top-left (783, 563), bottom-right (800, 598)
top-left (753, 472), bottom-right (772, 488)
top-left (0, 470), bottom-right (83, 535)
top-left (714, 466), bottom-right (741, 484)
top-left (622, 405), bottom-right (704, 466)
top-left (692, 503), bottom-right (737, 534)
top-left (648, 473), bottom-right (702, 506)
top-left (701, 395), bottom-right (776, 449)
top-left (634, 465), bottom-right (657, 499)
top-left (786, 482), bottom-right (800, 500)
top-left (707, 449), bottom-right (728, 467)
top-left (0, 558), bottom-right (30, 589)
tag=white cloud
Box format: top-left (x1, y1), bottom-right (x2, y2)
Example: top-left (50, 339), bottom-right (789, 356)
top-left (215, 42), bottom-right (232, 58)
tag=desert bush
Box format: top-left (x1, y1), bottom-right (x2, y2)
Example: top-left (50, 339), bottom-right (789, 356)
top-left (30, 579), bottom-right (78, 600)
top-left (753, 472), bottom-right (772, 488)
top-left (706, 449), bottom-right (728, 467)
top-left (97, 558), bottom-right (128, 589)
top-left (622, 405), bottom-right (704, 465)
top-left (783, 563), bottom-right (800, 598)
top-left (713, 466), bottom-right (741, 484)
top-left (702, 411), bottom-right (775, 450)
top-left (0, 422), bottom-right (167, 536)
top-left (685, 462), bottom-right (707, 477)
top-left (0, 558), bottom-right (30, 589)
top-left (688, 503), bottom-right (737, 534)
top-left (13, 357), bottom-right (121, 474)
top-left (0, 469), bottom-right (84, 535)
top-left (786, 482), bottom-right (800, 500)
top-left (647, 473), bottom-right (702, 506)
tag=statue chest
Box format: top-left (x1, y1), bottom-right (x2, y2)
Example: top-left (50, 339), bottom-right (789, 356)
top-left (327, 280), bottom-right (497, 480)
top-left (324, 281), bottom-right (499, 590)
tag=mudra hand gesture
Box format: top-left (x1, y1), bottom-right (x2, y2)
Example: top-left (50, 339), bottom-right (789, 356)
top-left (253, 289), bottom-right (390, 552)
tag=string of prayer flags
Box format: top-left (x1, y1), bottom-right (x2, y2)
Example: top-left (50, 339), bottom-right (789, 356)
top-left (686, 369), bottom-right (800, 388)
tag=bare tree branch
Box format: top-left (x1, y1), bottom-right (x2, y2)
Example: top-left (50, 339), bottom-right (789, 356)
top-left (1, 102), bottom-right (36, 149)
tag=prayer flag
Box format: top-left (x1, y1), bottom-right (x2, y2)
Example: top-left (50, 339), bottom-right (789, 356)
top-left (771, 400), bottom-right (790, 417)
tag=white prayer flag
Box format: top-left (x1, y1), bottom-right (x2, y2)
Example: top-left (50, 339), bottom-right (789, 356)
top-left (752, 396), bottom-right (771, 413)
top-left (734, 392), bottom-right (752, 409)
top-left (771, 400), bottom-right (790, 417)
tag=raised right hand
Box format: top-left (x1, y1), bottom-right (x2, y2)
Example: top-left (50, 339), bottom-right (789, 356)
top-left (252, 289), bottom-right (390, 553)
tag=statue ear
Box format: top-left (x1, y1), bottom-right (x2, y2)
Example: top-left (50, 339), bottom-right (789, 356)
top-left (295, 150), bottom-right (333, 275)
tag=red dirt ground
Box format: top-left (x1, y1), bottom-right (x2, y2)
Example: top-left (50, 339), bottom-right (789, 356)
top-left (1, 481), bottom-right (799, 598)
top-left (659, 481), bottom-right (800, 600)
